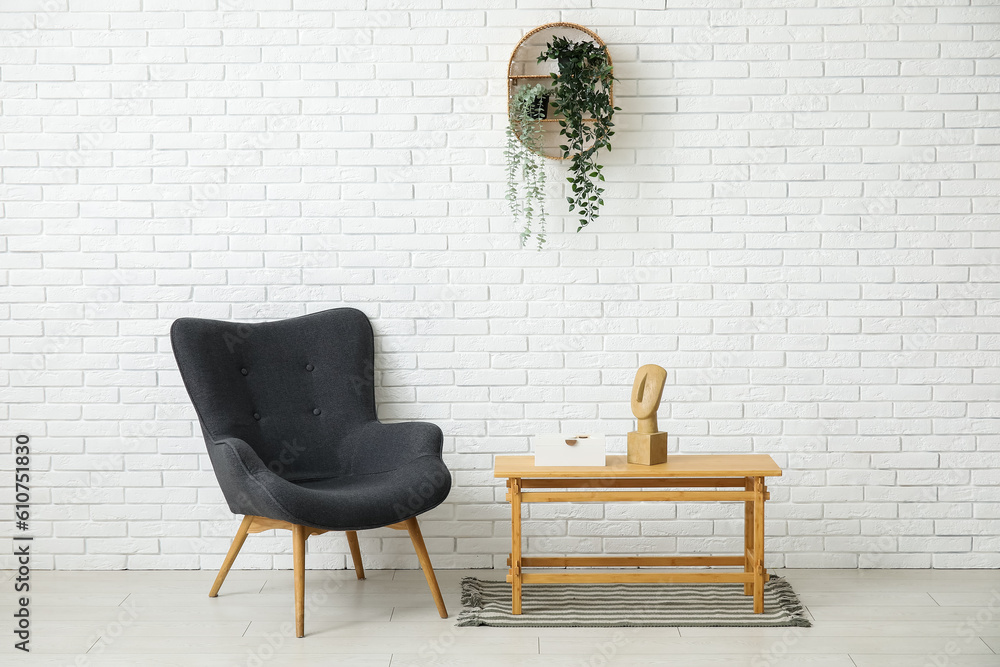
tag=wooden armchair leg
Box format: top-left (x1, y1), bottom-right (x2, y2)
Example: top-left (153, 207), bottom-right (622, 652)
top-left (403, 517), bottom-right (448, 618)
top-left (209, 515), bottom-right (254, 597)
top-left (346, 530), bottom-right (365, 580)
top-left (293, 524), bottom-right (307, 638)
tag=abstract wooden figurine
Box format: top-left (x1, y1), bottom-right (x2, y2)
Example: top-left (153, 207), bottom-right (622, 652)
top-left (627, 364), bottom-right (668, 465)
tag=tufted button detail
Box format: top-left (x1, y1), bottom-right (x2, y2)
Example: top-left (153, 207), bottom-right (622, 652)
top-left (312, 408), bottom-right (321, 416)
top-left (253, 412), bottom-right (260, 420)
top-left (241, 368), bottom-right (248, 376)
top-left (305, 364), bottom-right (314, 372)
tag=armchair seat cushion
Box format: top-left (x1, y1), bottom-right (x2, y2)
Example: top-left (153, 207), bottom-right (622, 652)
top-left (285, 454), bottom-right (451, 531)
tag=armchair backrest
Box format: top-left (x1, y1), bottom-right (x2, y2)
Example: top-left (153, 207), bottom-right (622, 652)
top-left (171, 308), bottom-right (377, 482)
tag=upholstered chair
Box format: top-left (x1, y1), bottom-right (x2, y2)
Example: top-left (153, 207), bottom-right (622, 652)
top-left (170, 308), bottom-right (451, 637)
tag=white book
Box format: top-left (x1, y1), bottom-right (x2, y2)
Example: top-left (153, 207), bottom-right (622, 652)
top-left (533, 433), bottom-right (606, 467)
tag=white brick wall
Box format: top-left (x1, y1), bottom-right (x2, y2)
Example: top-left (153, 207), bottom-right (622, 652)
top-left (2, 1), bottom-right (999, 571)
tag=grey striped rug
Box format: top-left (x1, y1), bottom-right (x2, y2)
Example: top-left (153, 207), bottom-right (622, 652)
top-left (457, 577), bottom-right (811, 627)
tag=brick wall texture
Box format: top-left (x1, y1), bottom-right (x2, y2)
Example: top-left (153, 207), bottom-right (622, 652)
top-left (1, 0), bottom-right (999, 570)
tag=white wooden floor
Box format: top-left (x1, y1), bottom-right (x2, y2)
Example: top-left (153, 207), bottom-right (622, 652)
top-left (2, 568), bottom-right (999, 666)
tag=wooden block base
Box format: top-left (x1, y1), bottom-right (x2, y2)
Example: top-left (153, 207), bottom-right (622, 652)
top-left (627, 431), bottom-right (668, 465)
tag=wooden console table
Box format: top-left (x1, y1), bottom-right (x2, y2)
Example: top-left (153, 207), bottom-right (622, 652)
top-left (494, 454), bottom-right (782, 614)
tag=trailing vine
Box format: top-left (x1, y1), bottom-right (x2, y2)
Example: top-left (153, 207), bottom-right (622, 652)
top-left (538, 36), bottom-right (618, 232)
top-left (504, 84), bottom-right (549, 249)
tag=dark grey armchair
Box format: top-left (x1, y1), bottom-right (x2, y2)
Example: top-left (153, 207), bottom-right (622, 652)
top-left (170, 307), bottom-right (451, 637)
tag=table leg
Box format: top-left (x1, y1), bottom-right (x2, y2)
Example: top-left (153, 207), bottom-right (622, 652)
top-left (753, 476), bottom-right (765, 613)
top-left (743, 476), bottom-right (753, 596)
top-left (511, 477), bottom-right (523, 615)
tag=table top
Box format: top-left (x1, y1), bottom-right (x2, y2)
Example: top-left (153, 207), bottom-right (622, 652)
top-left (494, 454), bottom-right (782, 479)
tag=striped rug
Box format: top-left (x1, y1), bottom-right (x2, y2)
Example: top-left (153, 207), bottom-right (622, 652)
top-left (457, 577), bottom-right (811, 627)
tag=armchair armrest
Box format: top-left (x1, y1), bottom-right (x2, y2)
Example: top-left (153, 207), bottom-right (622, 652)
top-left (210, 436), bottom-right (303, 523)
top-left (340, 420), bottom-right (444, 474)
top-left (214, 436), bottom-right (270, 476)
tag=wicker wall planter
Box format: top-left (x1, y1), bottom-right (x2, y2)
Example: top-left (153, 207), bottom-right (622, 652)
top-left (506, 22), bottom-right (614, 161)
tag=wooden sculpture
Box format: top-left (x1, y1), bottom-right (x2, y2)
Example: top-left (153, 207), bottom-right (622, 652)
top-left (627, 364), bottom-right (668, 465)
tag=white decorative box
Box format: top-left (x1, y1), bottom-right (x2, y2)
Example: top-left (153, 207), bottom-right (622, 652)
top-left (534, 433), bottom-right (606, 467)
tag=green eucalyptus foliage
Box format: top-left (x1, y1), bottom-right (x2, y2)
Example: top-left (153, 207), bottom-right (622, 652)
top-left (505, 84), bottom-right (548, 249)
top-left (538, 36), bottom-right (619, 232)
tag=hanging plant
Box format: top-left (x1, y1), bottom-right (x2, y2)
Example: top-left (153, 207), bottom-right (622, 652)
top-left (505, 84), bottom-right (549, 249)
top-left (538, 36), bottom-right (618, 232)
